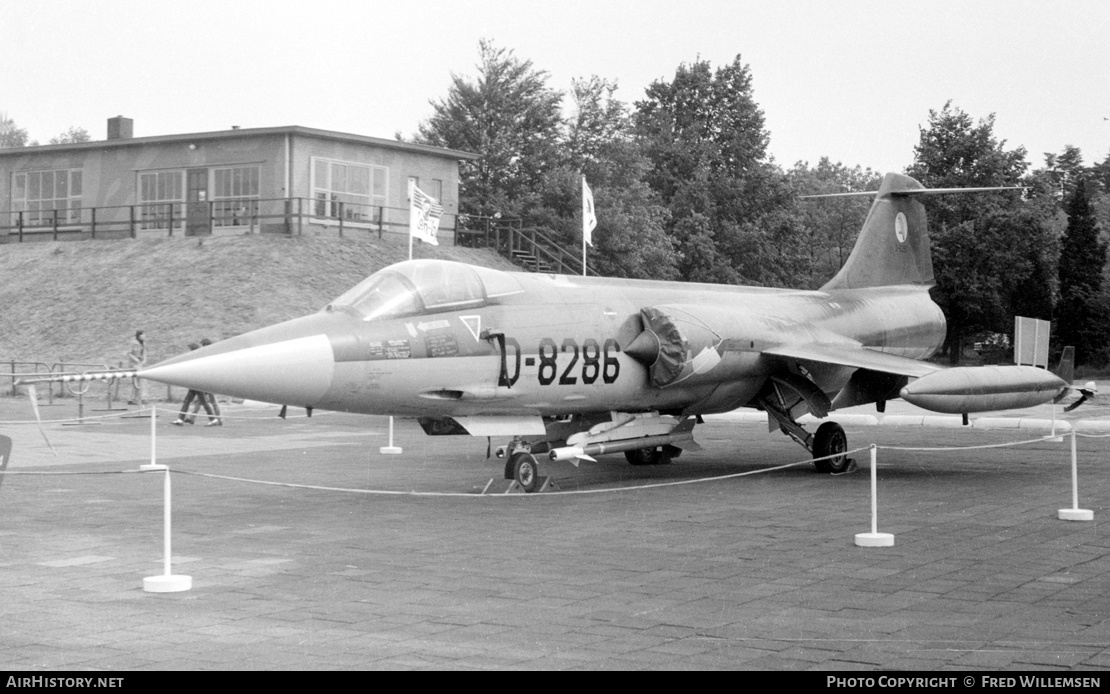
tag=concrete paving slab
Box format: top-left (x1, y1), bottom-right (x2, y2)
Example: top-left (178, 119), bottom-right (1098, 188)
top-left (2, 396), bottom-right (1110, 670)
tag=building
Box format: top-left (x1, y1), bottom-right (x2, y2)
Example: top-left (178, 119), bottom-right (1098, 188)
top-left (0, 117), bottom-right (477, 242)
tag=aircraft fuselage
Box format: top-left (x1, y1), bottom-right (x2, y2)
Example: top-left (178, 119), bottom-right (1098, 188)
top-left (144, 262), bottom-right (946, 421)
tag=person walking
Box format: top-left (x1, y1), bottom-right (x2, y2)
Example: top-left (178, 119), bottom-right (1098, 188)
top-left (126, 330), bottom-right (146, 405)
top-left (192, 338), bottom-right (222, 426)
top-left (173, 342), bottom-right (219, 426)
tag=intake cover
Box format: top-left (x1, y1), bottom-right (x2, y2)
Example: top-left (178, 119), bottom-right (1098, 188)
top-left (625, 307), bottom-right (688, 387)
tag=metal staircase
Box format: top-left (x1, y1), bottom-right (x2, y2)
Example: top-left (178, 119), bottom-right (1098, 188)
top-left (454, 216), bottom-right (591, 276)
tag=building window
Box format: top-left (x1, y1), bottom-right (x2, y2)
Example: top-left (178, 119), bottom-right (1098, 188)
top-left (12, 169), bottom-right (82, 226)
top-left (311, 157), bottom-right (386, 224)
top-left (409, 177), bottom-right (442, 202)
top-left (138, 170), bottom-right (184, 230)
top-left (212, 166), bottom-right (260, 227)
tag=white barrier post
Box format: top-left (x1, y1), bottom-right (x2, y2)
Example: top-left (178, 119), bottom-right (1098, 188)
top-left (1046, 403), bottom-right (1063, 442)
top-left (855, 444), bottom-right (894, 547)
top-left (141, 406), bottom-right (192, 592)
top-left (1059, 430), bottom-right (1093, 521)
top-left (380, 416), bottom-right (402, 455)
top-left (141, 404), bottom-right (157, 470)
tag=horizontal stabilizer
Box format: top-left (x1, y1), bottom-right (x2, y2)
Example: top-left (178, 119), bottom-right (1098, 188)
top-left (813, 173), bottom-right (1023, 291)
top-left (801, 185), bottom-right (1024, 199)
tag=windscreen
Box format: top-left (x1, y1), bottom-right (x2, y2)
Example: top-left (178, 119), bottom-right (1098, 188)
top-left (328, 260), bottom-right (487, 320)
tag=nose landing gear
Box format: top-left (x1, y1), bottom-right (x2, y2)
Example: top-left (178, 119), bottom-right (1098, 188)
top-left (509, 451), bottom-right (541, 493)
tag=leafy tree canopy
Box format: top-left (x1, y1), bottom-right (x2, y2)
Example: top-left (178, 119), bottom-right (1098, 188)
top-left (417, 39), bottom-right (564, 219)
top-left (536, 76), bottom-right (680, 279)
top-left (907, 101), bottom-right (1053, 363)
top-left (1056, 180), bottom-right (1110, 365)
top-left (0, 112), bottom-right (30, 148)
top-left (786, 159), bottom-right (882, 287)
top-left (633, 55), bottom-right (791, 284)
top-left (48, 127), bottom-right (91, 145)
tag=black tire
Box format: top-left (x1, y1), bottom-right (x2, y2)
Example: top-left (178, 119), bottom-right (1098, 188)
top-left (625, 447), bottom-right (669, 466)
top-left (512, 452), bottom-right (540, 493)
top-left (812, 422), bottom-right (849, 473)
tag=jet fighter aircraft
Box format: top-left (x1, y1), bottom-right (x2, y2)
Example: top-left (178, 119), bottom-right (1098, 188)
top-left (127, 172), bottom-right (1066, 491)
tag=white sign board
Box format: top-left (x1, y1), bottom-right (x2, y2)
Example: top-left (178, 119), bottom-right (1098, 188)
top-left (1014, 316), bottom-right (1050, 368)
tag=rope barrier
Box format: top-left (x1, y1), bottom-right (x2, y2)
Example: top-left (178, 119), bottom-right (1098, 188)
top-left (172, 457), bottom-right (827, 497)
top-left (878, 436), bottom-right (1059, 452)
top-left (0, 469), bottom-right (145, 476)
top-left (0, 404), bottom-right (322, 425)
top-left (0, 446), bottom-right (869, 497)
top-left (0, 409), bottom-right (1105, 500)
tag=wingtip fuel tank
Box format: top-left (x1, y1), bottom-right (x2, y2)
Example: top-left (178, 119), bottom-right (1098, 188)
top-left (899, 365), bottom-right (1068, 414)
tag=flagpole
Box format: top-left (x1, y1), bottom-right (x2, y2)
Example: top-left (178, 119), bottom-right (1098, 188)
top-left (582, 227), bottom-right (587, 277)
top-left (396, 179), bottom-right (417, 456)
top-left (581, 175), bottom-right (589, 277)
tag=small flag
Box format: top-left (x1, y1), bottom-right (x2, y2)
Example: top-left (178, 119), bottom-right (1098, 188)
top-left (26, 385), bottom-right (57, 456)
top-left (409, 181), bottom-right (442, 246)
top-left (582, 176), bottom-right (597, 246)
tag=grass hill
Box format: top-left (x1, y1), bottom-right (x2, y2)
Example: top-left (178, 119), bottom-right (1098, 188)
top-left (0, 234), bottom-right (518, 369)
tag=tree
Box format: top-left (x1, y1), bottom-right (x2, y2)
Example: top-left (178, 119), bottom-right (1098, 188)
top-left (1056, 180), bottom-right (1110, 366)
top-left (633, 56), bottom-right (789, 284)
top-left (1092, 150), bottom-right (1110, 193)
top-left (0, 112), bottom-right (30, 148)
top-left (786, 159), bottom-right (883, 288)
top-left (48, 127), bottom-right (90, 145)
top-left (417, 40), bottom-right (564, 219)
top-left (1042, 145), bottom-right (1088, 204)
top-left (534, 76), bottom-right (680, 279)
top-left (906, 102), bottom-right (1051, 363)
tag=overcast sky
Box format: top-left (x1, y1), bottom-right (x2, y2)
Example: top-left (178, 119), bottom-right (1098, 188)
top-left (3, 0), bottom-right (1107, 174)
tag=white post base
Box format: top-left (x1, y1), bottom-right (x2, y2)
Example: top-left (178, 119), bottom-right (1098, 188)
top-left (855, 532), bottom-right (894, 547)
top-left (1058, 508), bottom-right (1094, 521)
top-left (379, 446), bottom-right (403, 455)
top-left (143, 574), bottom-right (192, 592)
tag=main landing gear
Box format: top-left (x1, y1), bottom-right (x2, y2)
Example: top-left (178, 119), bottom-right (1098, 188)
top-left (757, 379), bottom-right (854, 474)
top-left (811, 421), bottom-right (851, 474)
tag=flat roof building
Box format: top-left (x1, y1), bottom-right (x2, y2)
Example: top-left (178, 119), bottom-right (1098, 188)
top-left (0, 117), bottom-right (477, 242)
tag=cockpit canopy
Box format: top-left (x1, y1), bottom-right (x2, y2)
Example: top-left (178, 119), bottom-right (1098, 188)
top-left (327, 259), bottom-right (521, 321)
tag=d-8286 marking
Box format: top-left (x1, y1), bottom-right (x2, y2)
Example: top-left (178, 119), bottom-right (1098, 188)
top-left (535, 337), bottom-right (620, 386)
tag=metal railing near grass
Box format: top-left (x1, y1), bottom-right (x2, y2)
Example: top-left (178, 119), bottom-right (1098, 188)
top-left (6, 361), bottom-right (114, 406)
top-left (1, 200), bottom-right (591, 277)
top-left (0, 198), bottom-right (463, 242)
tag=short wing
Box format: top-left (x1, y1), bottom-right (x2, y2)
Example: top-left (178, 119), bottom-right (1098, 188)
top-left (763, 342), bottom-right (944, 378)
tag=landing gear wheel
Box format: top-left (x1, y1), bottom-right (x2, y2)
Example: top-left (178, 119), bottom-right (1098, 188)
top-left (624, 446), bottom-right (671, 466)
top-left (812, 422), bottom-right (849, 474)
top-left (511, 452), bottom-right (541, 493)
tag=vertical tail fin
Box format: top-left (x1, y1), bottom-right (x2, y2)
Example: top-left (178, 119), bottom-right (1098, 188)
top-left (819, 173), bottom-right (933, 291)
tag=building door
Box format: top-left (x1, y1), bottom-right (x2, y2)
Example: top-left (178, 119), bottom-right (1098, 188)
top-left (186, 168), bottom-right (210, 236)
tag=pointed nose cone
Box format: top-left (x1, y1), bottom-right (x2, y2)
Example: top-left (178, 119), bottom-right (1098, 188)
top-left (139, 313), bottom-right (340, 406)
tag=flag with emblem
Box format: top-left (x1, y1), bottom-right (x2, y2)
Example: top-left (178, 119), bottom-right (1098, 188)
top-left (582, 176), bottom-right (597, 246)
top-left (409, 181), bottom-right (442, 246)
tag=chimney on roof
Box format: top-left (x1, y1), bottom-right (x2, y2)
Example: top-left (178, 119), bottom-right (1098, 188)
top-left (107, 116), bottom-right (133, 140)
